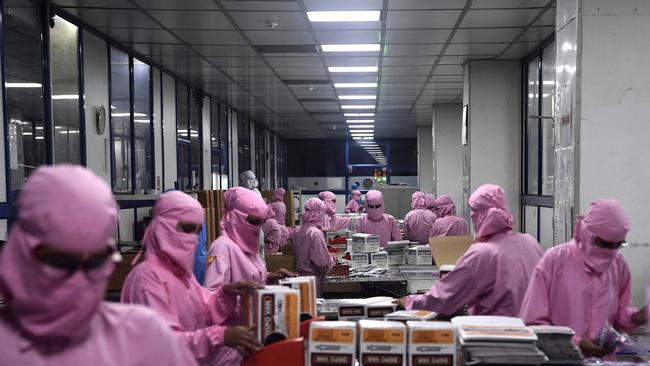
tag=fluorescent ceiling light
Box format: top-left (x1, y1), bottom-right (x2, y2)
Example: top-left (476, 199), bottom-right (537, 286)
top-left (353, 136), bottom-right (374, 140)
top-left (134, 119), bottom-right (150, 123)
top-left (341, 105), bottom-right (375, 109)
top-left (347, 124), bottom-right (374, 129)
top-left (110, 105), bottom-right (116, 109)
top-left (321, 44), bottom-right (380, 52)
top-left (23, 132), bottom-right (33, 136)
top-left (58, 130), bottom-right (79, 134)
top-left (351, 133), bottom-right (374, 136)
top-left (111, 113), bottom-right (130, 117)
top-left (52, 94), bottom-right (79, 100)
top-left (339, 95), bottom-right (376, 100)
top-left (307, 11), bottom-right (380, 22)
top-left (334, 83), bottom-right (377, 88)
top-left (344, 113), bottom-right (374, 117)
top-left (134, 113), bottom-right (147, 117)
top-left (347, 119), bottom-right (374, 123)
top-left (350, 129), bottom-right (374, 133)
top-left (5, 82), bottom-right (42, 88)
top-left (329, 66), bottom-right (377, 73)
top-left (35, 136), bottom-right (44, 140)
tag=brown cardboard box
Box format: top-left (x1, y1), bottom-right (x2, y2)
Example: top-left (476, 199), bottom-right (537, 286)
top-left (428, 235), bottom-right (474, 266)
top-left (261, 190), bottom-right (273, 204)
top-left (106, 252), bottom-right (139, 292)
top-left (285, 192), bottom-right (296, 227)
top-left (265, 254), bottom-right (295, 272)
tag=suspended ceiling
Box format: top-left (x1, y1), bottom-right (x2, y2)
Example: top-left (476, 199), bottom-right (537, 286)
top-left (53, 0), bottom-right (556, 139)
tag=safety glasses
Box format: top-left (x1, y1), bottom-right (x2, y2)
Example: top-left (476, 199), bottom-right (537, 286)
top-left (176, 221), bottom-right (201, 234)
top-left (33, 245), bottom-right (121, 282)
top-left (246, 215), bottom-right (264, 226)
top-left (595, 238), bottom-right (627, 250)
top-left (367, 203), bottom-right (382, 209)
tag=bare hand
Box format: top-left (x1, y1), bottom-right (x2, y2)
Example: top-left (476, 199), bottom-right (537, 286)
top-left (266, 268), bottom-right (297, 284)
top-left (225, 326), bottom-right (262, 357)
top-left (393, 297), bottom-right (408, 309)
top-left (223, 280), bottom-right (264, 296)
top-left (632, 306), bottom-right (647, 326)
top-left (579, 338), bottom-right (614, 358)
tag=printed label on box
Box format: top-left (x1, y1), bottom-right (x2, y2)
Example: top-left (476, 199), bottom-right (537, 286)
top-left (312, 328), bottom-right (355, 343)
top-left (410, 355), bottom-right (453, 366)
top-left (363, 329), bottom-right (405, 343)
top-left (411, 330), bottom-right (454, 344)
top-left (361, 354), bottom-right (404, 366)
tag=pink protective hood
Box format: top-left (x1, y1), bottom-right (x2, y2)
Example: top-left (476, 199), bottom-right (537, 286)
top-left (574, 199), bottom-right (630, 273)
top-left (272, 188), bottom-right (286, 203)
top-left (221, 187), bottom-right (268, 256)
top-left (302, 198), bottom-right (327, 229)
top-left (365, 190), bottom-right (385, 221)
top-left (318, 191), bottom-right (337, 215)
top-left (352, 190), bottom-right (361, 200)
top-left (411, 191), bottom-right (427, 210)
top-left (468, 184), bottom-right (514, 241)
top-left (425, 193), bottom-right (436, 211)
top-left (434, 195), bottom-right (457, 217)
top-left (143, 191), bottom-right (204, 278)
top-left (0, 165), bottom-right (117, 341)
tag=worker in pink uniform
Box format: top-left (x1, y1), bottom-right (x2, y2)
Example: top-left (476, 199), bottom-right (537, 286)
top-left (268, 188), bottom-right (287, 225)
top-left (121, 190), bottom-right (264, 365)
top-left (262, 205), bottom-right (284, 255)
top-left (356, 190), bottom-right (402, 247)
top-left (429, 195), bottom-right (469, 237)
top-left (291, 198), bottom-right (335, 295)
top-left (345, 189), bottom-right (362, 213)
top-left (0, 165), bottom-right (196, 365)
top-left (520, 199), bottom-right (647, 358)
top-left (318, 191), bottom-right (350, 230)
top-left (425, 193), bottom-right (436, 213)
top-left (404, 191), bottom-right (437, 243)
top-left (395, 184), bottom-right (543, 317)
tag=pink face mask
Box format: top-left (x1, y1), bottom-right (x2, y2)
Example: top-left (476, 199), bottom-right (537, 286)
top-left (302, 198), bottom-right (328, 229)
top-left (365, 190), bottom-right (385, 221)
top-left (223, 208), bottom-right (263, 256)
top-left (221, 187), bottom-right (268, 257)
top-left (318, 191), bottom-right (337, 216)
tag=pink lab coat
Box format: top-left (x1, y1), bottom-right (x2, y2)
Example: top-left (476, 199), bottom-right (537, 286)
top-left (291, 224), bottom-right (335, 295)
top-left (520, 241), bottom-right (638, 345)
top-left (121, 257), bottom-right (237, 365)
top-left (356, 213), bottom-right (402, 247)
top-left (0, 302), bottom-right (197, 366)
top-left (406, 231), bottom-right (543, 317)
top-left (404, 209), bottom-right (437, 243)
top-left (345, 199), bottom-right (361, 213)
top-left (429, 216), bottom-right (469, 237)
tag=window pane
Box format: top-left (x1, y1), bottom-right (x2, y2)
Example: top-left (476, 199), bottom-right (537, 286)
top-left (189, 89), bottom-right (201, 190)
top-left (524, 205), bottom-right (538, 239)
top-left (542, 118), bottom-right (554, 195)
top-left (526, 58), bottom-right (540, 195)
top-left (349, 140), bottom-right (387, 165)
top-left (541, 42), bottom-right (555, 118)
top-left (4, 0), bottom-right (46, 190)
top-left (110, 49), bottom-right (131, 193)
top-left (176, 84), bottom-right (190, 191)
top-left (133, 59), bottom-right (152, 191)
top-left (50, 16), bottom-right (81, 164)
top-left (238, 115), bottom-right (251, 172)
top-left (210, 99), bottom-right (220, 189)
top-left (539, 207), bottom-right (554, 249)
top-left (270, 134), bottom-right (276, 188)
top-left (219, 104), bottom-right (229, 188)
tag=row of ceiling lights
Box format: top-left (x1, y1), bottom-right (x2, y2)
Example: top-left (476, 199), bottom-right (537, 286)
top-left (306, 10), bottom-right (381, 144)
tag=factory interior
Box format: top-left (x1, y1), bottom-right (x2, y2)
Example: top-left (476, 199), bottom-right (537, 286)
top-left (1, 0), bottom-right (650, 365)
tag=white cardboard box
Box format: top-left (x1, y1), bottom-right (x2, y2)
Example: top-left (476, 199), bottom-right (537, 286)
top-left (387, 247), bottom-right (406, 266)
top-left (407, 321), bottom-right (456, 366)
top-left (279, 276), bottom-right (317, 319)
top-left (352, 233), bottom-right (380, 253)
top-left (350, 252), bottom-right (369, 268)
top-left (337, 297), bottom-right (394, 321)
top-left (370, 251), bottom-right (389, 270)
top-left (358, 320), bottom-right (407, 366)
top-left (365, 299), bottom-right (397, 319)
top-left (243, 286), bottom-right (300, 345)
top-left (406, 245), bottom-right (433, 266)
top-left (308, 321), bottom-right (356, 366)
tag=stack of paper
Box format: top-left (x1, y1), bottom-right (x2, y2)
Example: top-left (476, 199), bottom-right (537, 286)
top-left (531, 326), bottom-right (583, 365)
top-left (452, 316), bottom-right (548, 365)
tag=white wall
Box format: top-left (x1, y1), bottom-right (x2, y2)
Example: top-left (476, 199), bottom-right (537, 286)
top-left (202, 96), bottom-right (211, 189)
top-left (152, 68), bottom-right (162, 191)
top-left (162, 73), bottom-right (176, 190)
top-left (416, 125), bottom-right (434, 193)
top-left (433, 104), bottom-right (463, 209)
top-left (82, 31), bottom-right (110, 184)
top-left (577, 0), bottom-right (650, 307)
top-left (465, 60), bottom-right (521, 228)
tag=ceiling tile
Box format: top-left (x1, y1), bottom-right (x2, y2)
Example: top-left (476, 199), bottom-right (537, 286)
top-left (229, 11), bottom-right (309, 30)
top-left (134, 0), bottom-right (219, 10)
top-left (385, 29), bottom-right (451, 43)
top-left (383, 44), bottom-right (444, 56)
top-left (54, 0), bottom-right (135, 7)
top-left (325, 57), bottom-right (379, 67)
top-left (380, 82), bottom-right (424, 89)
top-left (204, 56), bottom-right (268, 67)
top-left (244, 31), bottom-right (315, 45)
top-left (175, 30), bottom-right (248, 45)
top-left (266, 56), bottom-right (323, 68)
top-left (148, 10), bottom-right (233, 30)
top-left (519, 26), bottom-right (554, 42)
top-left (471, 0), bottom-right (551, 9)
top-left (382, 56), bottom-right (436, 66)
top-left (381, 75), bottom-right (428, 83)
top-left (96, 27), bottom-right (179, 44)
top-left (444, 43), bottom-right (508, 55)
top-left (388, 0), bottom-right (465, 10)
top-left (382, 66), bottom-right (432, 76)
top-left (314, 30), bottom-right (382, 44)
top-left (432, 64), bottom-right (463, 74)
top-left (386, 10), bottom-right (461, 28)
top-left (221, 1), bottom-right (301, 11)
top-left (194, 45), bottom-right (258, 57)
top-left (461, 8), bottom-right (548, 28)
top-left (429, 75), bottom-right (463, 83)
top-left (452, 27), bottom-right (525, 43)
top-left (274, 67), bottom-right (328, 78)
top-left (62, 8), bottom-right (161, 28)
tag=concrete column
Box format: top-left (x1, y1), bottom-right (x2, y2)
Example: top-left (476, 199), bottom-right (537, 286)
top-left (463, 60), bottom-right (521, 228)
top-left (416, 125), bottom-right (434, 193)
top-left (432, 104), bottom-right (463, 215)
top-left (202, 96), bottom-right (211, 190)
top-left (560, 0), bottom-right (650, 306)
top-left (161, 73), bottom-right (177, 190)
